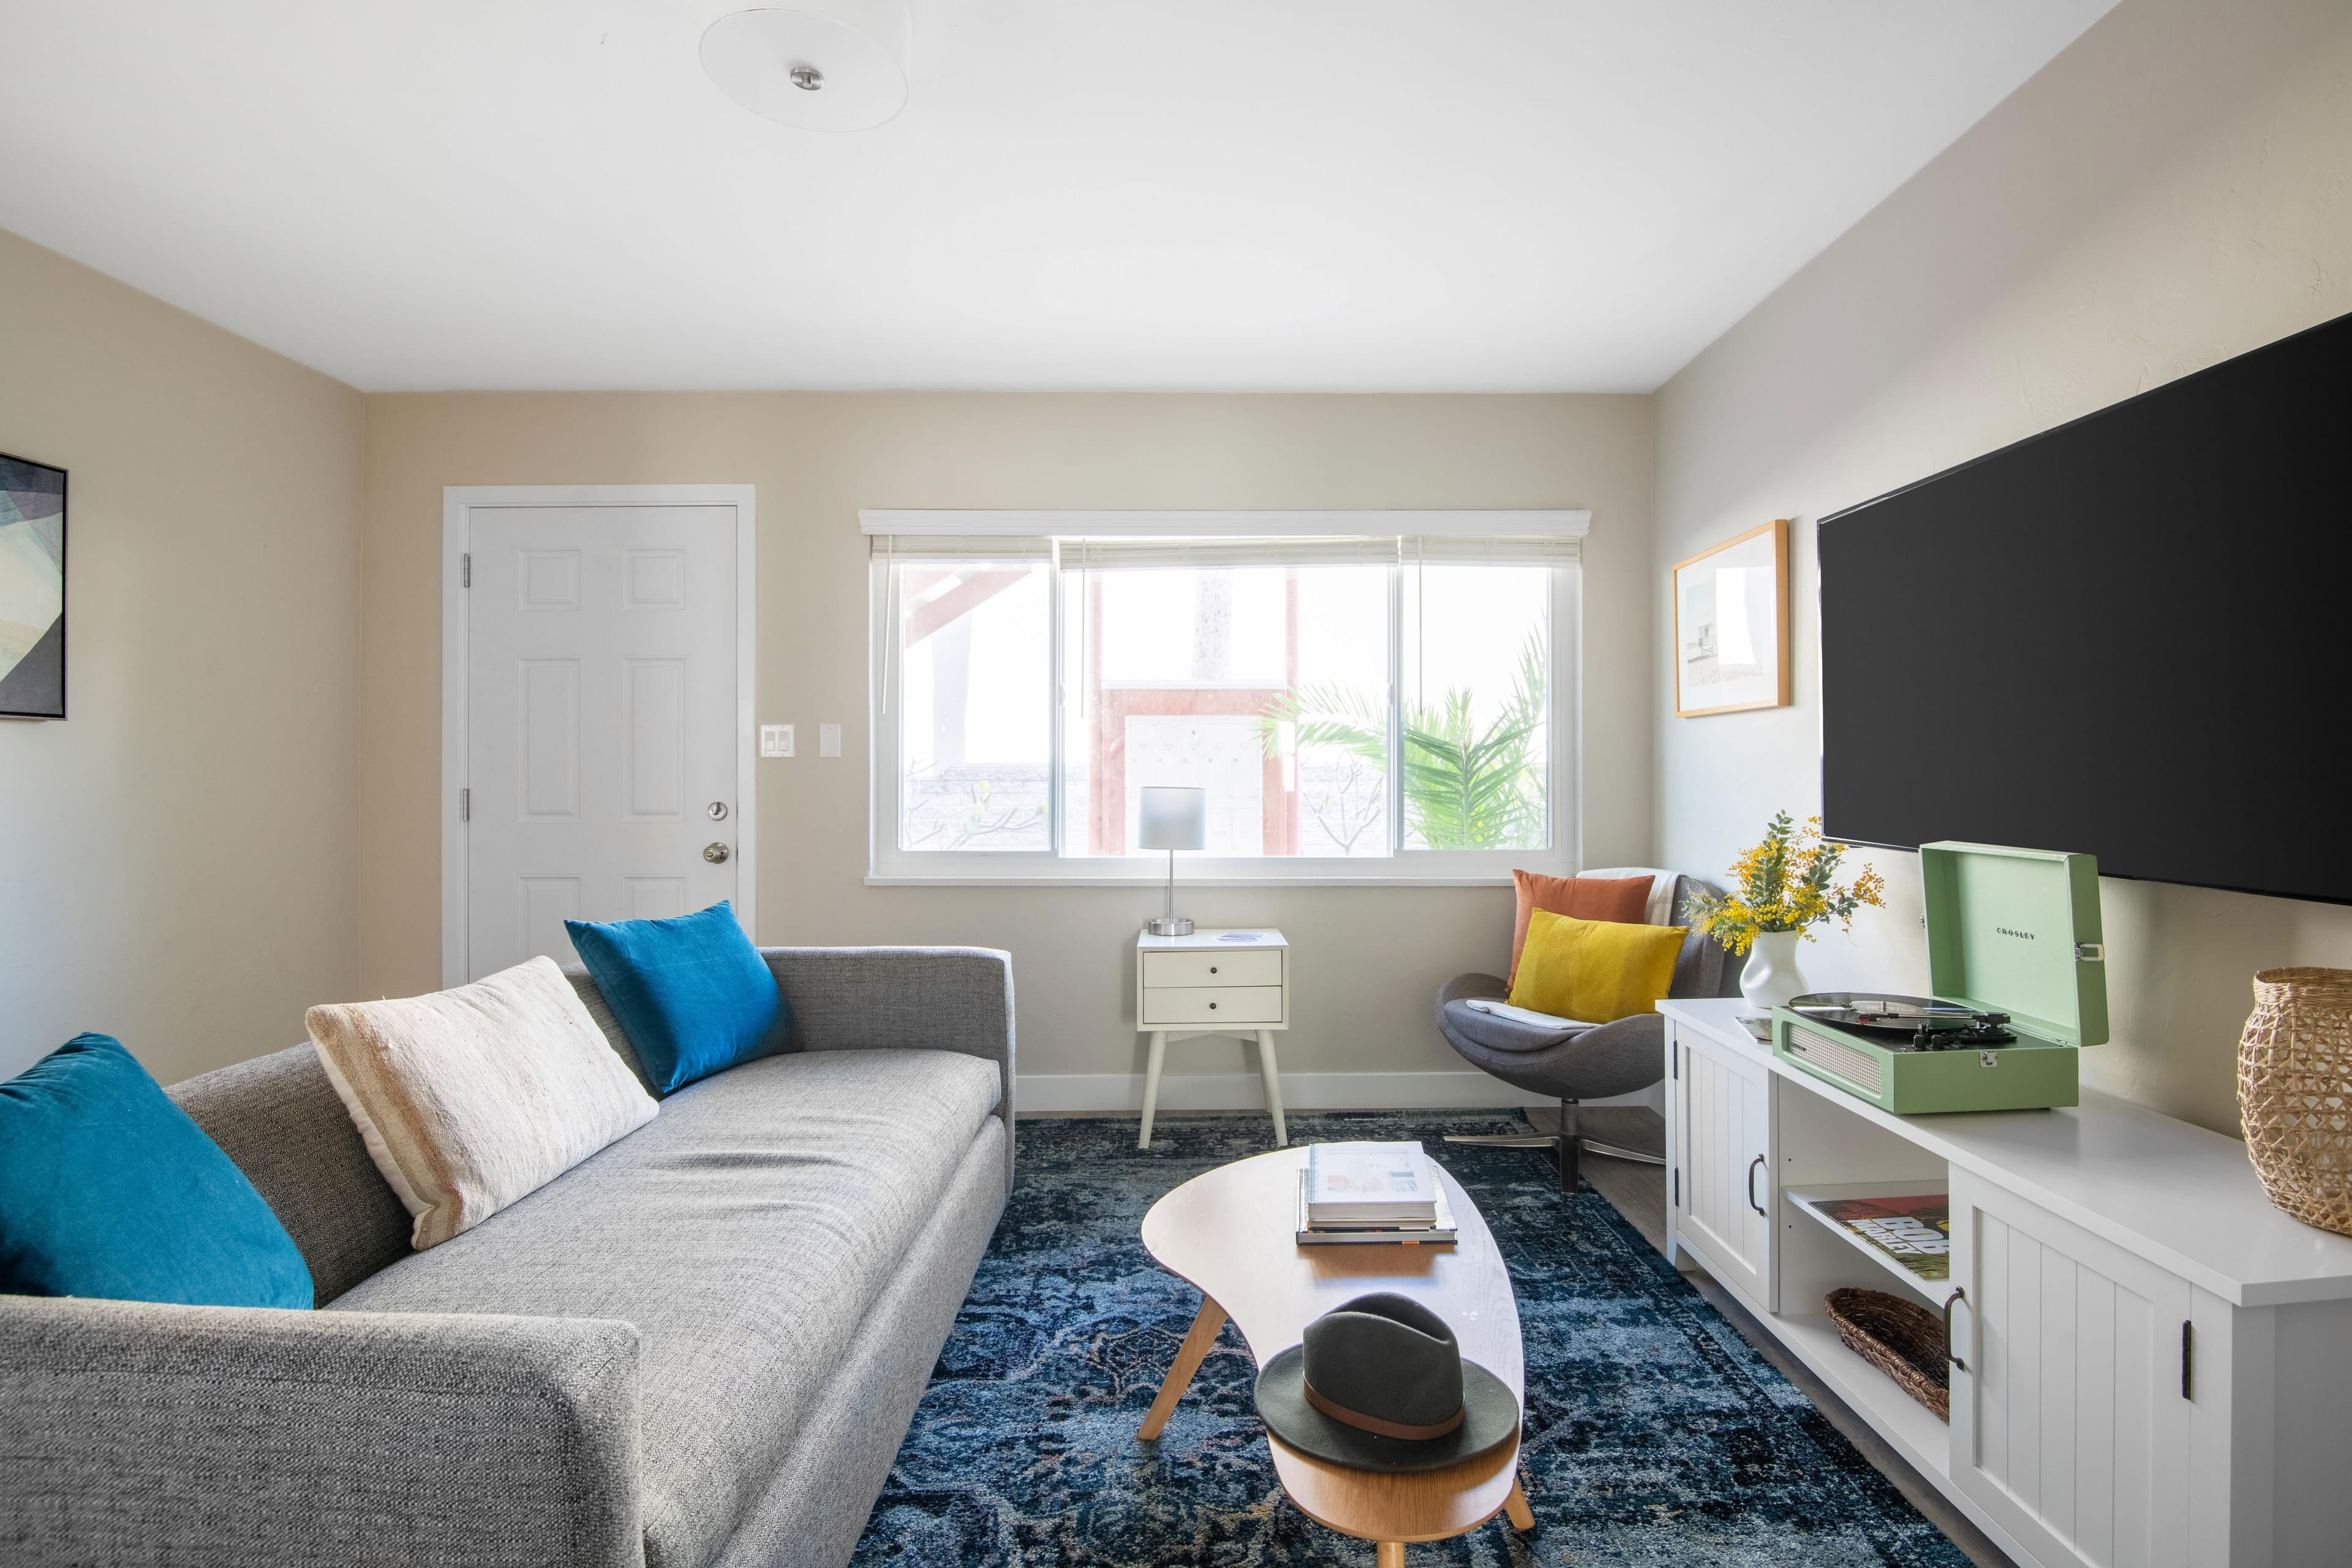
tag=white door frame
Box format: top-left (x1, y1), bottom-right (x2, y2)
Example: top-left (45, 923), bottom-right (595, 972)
top-left (441, 484), bottom-right (758, 988)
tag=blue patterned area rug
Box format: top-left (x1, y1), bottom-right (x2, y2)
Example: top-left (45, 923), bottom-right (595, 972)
top-left (850, 1111), bottom-right (1967, 1567)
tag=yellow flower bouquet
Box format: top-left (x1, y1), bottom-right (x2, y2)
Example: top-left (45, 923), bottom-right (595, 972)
top-left (1685, 812), bottom-right (1886, 956)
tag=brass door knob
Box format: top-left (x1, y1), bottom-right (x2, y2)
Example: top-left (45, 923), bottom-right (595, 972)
top-left (704, 842), bottom-right (730, 864)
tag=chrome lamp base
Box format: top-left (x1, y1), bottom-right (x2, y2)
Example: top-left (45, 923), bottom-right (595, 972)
top-left (1147, 847), bottom-right (1193, 936)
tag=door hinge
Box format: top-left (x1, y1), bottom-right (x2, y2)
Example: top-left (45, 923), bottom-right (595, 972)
top-left (2181, 1320), bottom-right (2193, 1400)
top-left (461, 552), bottom-right (472, 587)
top-left (460, 788), bottom-right (470, 822)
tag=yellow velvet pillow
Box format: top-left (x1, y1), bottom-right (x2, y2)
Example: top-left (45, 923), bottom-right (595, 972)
top-left (1506, 909), bottom-right (1689, 1024)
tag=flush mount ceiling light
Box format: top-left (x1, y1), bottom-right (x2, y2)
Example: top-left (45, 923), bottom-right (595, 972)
top-left (701, 1), bottom-right (912, 132)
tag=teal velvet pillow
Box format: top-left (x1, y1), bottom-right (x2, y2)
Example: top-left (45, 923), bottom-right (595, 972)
top-left (566, 900), bottom-right (788, 1096)
top-left (0, 1034), bottom-right (313, 1308)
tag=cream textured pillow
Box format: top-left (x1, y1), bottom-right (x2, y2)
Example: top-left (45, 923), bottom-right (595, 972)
top-left (307, 956), bottom-right (658, 1250)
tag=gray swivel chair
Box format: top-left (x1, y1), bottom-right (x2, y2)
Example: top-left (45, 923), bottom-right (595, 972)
top-left (1436, 873), bottom-right (1741, 1190)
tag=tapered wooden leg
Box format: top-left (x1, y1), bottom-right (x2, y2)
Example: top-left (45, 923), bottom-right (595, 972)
top-left (1137, 1295), bottom-right (1228, 1440)
top-left (1256, 1030), bottom-right (1287, 1146)
top-left (1138, 1031), bottom-right (1169, 1148)
top-left (1504, 1477), bottom-right (1536, 1531)
top-left (1376, 1543), bottom-right (1406, 1567)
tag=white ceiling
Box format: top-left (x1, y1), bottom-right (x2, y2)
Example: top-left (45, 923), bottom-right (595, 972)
top-left (0, 1), bottom-right (2114, 393)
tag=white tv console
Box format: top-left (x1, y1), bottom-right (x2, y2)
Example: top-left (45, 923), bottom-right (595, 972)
top-left (1660, 997), bottom-right (2352, 1568)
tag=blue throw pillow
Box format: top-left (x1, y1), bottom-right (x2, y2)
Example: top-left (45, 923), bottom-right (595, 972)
top-left (0, 1035), bottom-right (313, 1308)
top-left (566, 900), bottom-right (788, 1096)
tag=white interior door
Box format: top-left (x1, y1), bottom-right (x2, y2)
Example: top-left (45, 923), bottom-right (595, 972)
top-left (455, 499), bottom-right (749, 982)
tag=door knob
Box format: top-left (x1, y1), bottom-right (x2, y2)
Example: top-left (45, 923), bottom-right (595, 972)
top-left (707, 801), bottom-right (729, 821)
top-left (704, 842), bottom-right (730, 864)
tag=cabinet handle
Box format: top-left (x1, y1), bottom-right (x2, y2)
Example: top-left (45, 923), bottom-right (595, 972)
top-left (1746, 1155), bottom-right (1766, 1216)
top-left (1943, 1288), bottom-right (1968, 1373)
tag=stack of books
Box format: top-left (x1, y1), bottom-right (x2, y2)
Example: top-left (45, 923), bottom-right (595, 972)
top-left (1295, 1140), bottom-right (1458, 1246)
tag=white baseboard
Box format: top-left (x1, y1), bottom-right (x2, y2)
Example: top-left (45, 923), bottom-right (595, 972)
top-left (1014, 1071), bottom-right (1660, 1115)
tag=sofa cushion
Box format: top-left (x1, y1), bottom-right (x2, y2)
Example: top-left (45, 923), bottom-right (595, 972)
top-left (326, 1046), bottom-right (1001, 1568)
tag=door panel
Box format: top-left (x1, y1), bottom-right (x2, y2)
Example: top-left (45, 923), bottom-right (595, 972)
top-left (1678, 1036), bottom-right (1774, 1309)
top-left (624, 658), bottom-right (687, 821)
top-left (467, 505), bottom-right (739, 979)
top-left (1950, 1169), bottom-right (2192, 1568)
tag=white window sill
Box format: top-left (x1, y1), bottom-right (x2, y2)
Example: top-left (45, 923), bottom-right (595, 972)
top-left (864, 872), bottom-right (1525, 888)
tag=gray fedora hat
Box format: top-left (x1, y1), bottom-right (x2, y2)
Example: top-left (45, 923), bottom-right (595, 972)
top-left (1253, 1291), bottom-right (1519, 1473)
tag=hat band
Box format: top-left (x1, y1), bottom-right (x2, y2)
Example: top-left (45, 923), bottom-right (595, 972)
top-left (1302, 1379), bottom-right (1466, 1442)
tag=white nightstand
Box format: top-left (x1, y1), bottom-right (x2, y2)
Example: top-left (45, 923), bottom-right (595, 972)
top-left (1134, 927), bottom-right (1289, 1149)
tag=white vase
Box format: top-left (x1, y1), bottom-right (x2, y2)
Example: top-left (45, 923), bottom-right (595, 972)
top-left (1740, 930), bottom-right (1808, 1012)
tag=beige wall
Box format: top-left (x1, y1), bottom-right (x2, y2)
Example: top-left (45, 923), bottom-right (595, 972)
top-left (362, 393), bottom-right (1654, 1088)
top-left (1653, 0), bottom-right (2352, 1133)
top-left (0, 228), bottom-right (364, 1085)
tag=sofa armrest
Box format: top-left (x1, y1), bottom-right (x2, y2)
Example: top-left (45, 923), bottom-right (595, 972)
top-left (1, 1297), bottom-right (641, 1568)
top-left (763, 946), bottom-right (1017, 1186)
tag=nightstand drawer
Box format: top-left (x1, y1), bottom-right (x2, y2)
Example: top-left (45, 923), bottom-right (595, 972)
top-left (1140, 985), bottom-right (1285, 1027)
top-left (1142, 949), bottom-right (1283, 989)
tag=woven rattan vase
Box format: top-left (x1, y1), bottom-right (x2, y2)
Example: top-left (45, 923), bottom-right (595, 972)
top-left (2239, 967), bottom-right (2352, 1237)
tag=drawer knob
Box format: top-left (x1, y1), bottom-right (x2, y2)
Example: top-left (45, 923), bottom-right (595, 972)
top-left (1210, 966), bottom-right (1218, 974)
top-left (1209, 1001), bottom-right (1218, 1009)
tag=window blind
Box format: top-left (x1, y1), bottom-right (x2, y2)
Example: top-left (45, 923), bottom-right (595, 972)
top-left (865, 534), bottom-right (1052, 562)
top-left (867, 534), bottom-right (1583, 570)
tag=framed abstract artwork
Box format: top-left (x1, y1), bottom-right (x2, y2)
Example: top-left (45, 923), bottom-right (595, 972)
top-left (1, 451), bottom-right (67, 719)
top-left (1673, 518), bottom-right (1789, 717)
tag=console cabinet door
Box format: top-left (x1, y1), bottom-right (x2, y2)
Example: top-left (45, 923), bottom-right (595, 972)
top-left (1675, 1031), bottom-right (1776, 1310)
top-left (1949, 1169), bottom-right (2194, 1568)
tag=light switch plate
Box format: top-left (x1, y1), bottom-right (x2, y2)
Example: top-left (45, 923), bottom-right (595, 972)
top-left (760, 723), bottom-right (794, 758)
top-left (819, 723), bottom-right (842, 758)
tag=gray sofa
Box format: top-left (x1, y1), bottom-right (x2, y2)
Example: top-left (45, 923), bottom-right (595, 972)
top-left (0, 946), bottom-right (1016, 1568)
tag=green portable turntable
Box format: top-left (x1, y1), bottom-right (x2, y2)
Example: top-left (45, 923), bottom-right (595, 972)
top-left (1770, 841), bottom-right (2108, 1114)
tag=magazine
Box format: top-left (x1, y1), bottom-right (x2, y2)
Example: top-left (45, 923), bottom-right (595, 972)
top-left (1806, 1193), bottom-right (1951, 1281)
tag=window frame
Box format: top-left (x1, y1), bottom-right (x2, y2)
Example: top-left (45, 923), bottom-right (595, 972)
top-left (865, 513), bottom-right (1585, 887)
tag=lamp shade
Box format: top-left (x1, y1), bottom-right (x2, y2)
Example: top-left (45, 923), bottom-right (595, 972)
top-left (1138, 786), bottom-right (1208, 852)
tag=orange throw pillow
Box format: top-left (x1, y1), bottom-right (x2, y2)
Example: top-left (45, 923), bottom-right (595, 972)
top-left (1509, 871), bottom-right (1653, 986)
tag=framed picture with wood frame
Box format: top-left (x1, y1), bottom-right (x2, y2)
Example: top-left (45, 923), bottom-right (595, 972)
top-left (1672, 519), bottom-right (1789, 717)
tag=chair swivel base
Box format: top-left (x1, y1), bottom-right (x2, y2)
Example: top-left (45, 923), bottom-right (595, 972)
top-left (1443, 1132), bottom-right (1667, 1166)
top-left (1444, 1100), bottom-right (1666, 1191)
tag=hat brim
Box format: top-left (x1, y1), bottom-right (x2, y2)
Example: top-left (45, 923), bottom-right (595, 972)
top-left (1253, 1344), bottom-right (1520, 1474)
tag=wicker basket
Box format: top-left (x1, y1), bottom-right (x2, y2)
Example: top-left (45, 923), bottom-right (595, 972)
top-left (2240, 967), bottom-right (2352, 1237)
top-left (1825, 1287), bottom-right (1949, 1422)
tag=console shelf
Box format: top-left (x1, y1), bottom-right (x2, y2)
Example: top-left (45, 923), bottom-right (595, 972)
top-left (1782, 1182), bottom-right (1951, 1309)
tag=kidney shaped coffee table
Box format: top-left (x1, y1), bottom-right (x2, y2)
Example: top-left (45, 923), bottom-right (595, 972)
top-left (1137, 1147), bottom-right (1535, 1566)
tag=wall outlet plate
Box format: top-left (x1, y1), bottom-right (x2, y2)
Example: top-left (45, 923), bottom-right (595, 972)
top-left (760, 723), bottom-right (794, 758)
top-left (820, 723), bottom-right (842, 758)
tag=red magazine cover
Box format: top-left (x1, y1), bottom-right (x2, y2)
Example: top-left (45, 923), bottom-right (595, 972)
top-left (1808, 1193), bottom-right (1950, 1281)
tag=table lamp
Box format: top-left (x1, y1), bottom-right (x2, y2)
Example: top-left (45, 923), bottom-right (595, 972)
top-left (1139, 786), bottom-right (1208, 936)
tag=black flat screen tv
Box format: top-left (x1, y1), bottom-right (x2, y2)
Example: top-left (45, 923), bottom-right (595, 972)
top-left (1819, 308), bottom-right (2352, 906)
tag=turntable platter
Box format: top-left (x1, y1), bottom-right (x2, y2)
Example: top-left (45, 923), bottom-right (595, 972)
top-left (1787, 993), bottom-right (1988, 1035)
